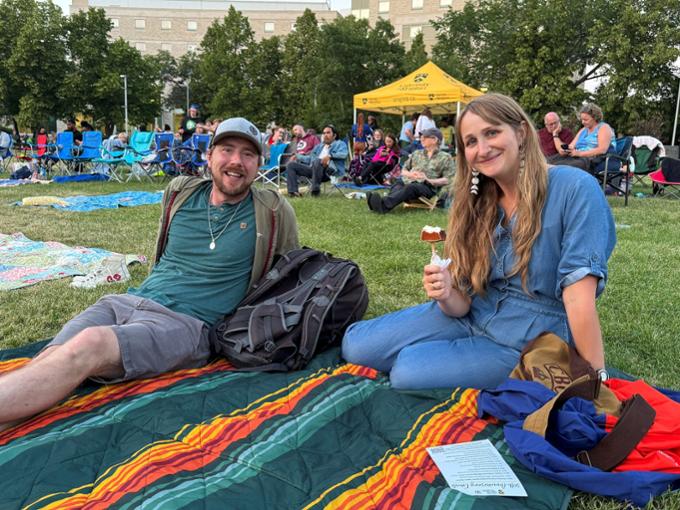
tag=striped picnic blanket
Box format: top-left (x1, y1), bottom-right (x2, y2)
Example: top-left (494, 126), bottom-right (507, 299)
top-left (0, 344), bottom-right (571, 509)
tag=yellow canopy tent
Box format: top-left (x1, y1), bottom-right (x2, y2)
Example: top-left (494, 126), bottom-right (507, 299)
top-left (353, 61), bottom-right (484, 120)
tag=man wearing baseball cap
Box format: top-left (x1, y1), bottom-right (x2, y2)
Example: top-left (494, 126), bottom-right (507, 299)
top-left (0, 117), bottom-right (299, 430)
top-left (367, 127), bottom-right (455, 213)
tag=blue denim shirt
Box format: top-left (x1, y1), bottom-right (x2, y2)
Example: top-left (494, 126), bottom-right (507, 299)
top-left (468, 165), bottom-right (616, 349)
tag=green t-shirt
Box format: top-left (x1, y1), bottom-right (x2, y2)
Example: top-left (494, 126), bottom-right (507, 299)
top-left (129, 183), bottom-right (256, 325)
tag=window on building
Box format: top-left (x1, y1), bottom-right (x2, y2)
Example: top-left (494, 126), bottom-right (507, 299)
top-left (135, 18), bottom-right (145, 29)
top-left (161, 43), bottom-right (172, 51)
top-left (264, 22), bottom-right (275, 32)
top-left (161, 19), bottom-right (172, 30)
top-left (409, 25), bottom-right (422, 39)
top-left (411, 0), bottom-right (423, 9)
top-left (135, 42), bottom-right (146, 51)
top-left (439, 0), bottom-right (452, 6)
top-left (351, 8), bottom-right (369, 18)
top-left (187, 20), bottom-right (198, 31)
top-left (378, 1), bottom-right (390, 13)
top-left (111, 18), bottom-right (119, 28)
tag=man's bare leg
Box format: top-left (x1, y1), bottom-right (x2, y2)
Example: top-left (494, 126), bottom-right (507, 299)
top-left (0, 326), bottom-right (123, 429)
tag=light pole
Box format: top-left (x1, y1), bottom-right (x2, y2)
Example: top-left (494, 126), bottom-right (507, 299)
top-left (120, 74), bottom-right (129, 134)
top-left (185, 78), bottom-right (190, 113)
top-left (672, 76), bottom-right (680, 147)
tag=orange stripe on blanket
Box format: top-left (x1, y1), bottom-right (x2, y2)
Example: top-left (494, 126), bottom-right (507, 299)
top-left (321, 388), bottom-right (486, 510)
top-left (35, 365), bottom-right (358, 510)
top-left (0, 359), bottom-right (234, 445)
top-left (0, 357), bottom-right (30, 374)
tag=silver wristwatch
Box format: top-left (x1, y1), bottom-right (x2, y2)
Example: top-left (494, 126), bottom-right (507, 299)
top-left (596, 368), bottom-right (609, 382)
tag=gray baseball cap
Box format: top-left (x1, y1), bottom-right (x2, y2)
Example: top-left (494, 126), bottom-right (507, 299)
top-left (211, 117), bottom-right (262, 155)
top-left (421, 127), bottom-right (443, 142)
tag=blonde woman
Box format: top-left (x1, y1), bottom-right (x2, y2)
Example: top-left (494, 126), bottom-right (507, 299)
top-left (342, 93), bottom-right (615, 390)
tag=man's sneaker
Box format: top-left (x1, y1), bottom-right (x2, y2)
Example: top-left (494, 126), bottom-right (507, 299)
top-left (71, 255), bottom-right (131, 289)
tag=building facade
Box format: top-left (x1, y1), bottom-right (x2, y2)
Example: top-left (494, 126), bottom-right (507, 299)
top-left (351, 0), bottom-right (464, 48)
top-left (71, 0), bottom-right (341, 57)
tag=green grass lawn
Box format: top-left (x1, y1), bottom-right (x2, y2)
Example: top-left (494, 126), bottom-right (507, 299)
top-left (1, 175), bottom-right (679, 509)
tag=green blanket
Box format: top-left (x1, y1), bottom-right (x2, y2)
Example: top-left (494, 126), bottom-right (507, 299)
top-left (0, 343), bottom-right (571, 509)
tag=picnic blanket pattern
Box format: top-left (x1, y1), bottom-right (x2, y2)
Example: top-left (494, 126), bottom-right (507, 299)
top-left (0, 344), bottom-right (571, 510)
top-left (17, 191), bottom-right (163, 212)
top-left (0, 232), bottom-right (146, 291)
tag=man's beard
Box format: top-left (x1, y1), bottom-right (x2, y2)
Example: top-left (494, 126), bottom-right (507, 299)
top-left (211, 165), bottom-right (252, 198)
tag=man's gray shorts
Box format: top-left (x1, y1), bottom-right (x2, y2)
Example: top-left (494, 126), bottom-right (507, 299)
top-left (48, 294), bottom-right (211, 382)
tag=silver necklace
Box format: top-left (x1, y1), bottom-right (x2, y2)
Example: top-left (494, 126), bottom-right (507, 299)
top-left (207, 193), bottom-right (243, 250)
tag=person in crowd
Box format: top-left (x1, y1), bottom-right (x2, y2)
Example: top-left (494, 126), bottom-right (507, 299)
top-left (399, 113), bottom-right (418, 149)
top-left (80, 120), bottom-right (94, 133)
top-left (355, 133), bottom-right (400, 186)
top-left (64, 118), bottom-right (83, 145)
top-left (366, 127), bottom-right (454, 213)
top-left (289, 124), bottom-right (320, 156)
top-left (286, 124), bottom-right (349, 197)
top-left (0, 117), bottom-right (299, 430)
top-left (557, 104), bottom-right (615, 172)
top-left (363, 129), bottom-right (385, 162)
top-left (352, 113), bottom-right (373, 148)
top-left (367, 115), bottom-right (379, 131)
top-left (371, 129), bottom-right (385, 148)
top-left (414, 108), bottom-right (436, 146)
top-left (440, 117), bottom-right (455, 148)
top-left (179, 104), bottom-right (205, 143)
top-left (343, 93), bottom-right (615, 390)
top-left (266, 126), bottom-right (287, 146)
top-left (538, 112), bottom-right (574, 163)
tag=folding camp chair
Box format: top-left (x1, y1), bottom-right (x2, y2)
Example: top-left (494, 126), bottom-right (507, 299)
top-left (592, 136), bottom-right (633, 206)
top-left (631, 145), bottom-right (661, 186)
top-left (403, 195), bottom-right (438, 211)
top-left (0, 131), bottom-right (12, 172)
top-left (46, 131), bottom-right (76, 175)
top-left (171, 133), bottom-right (211, 177)
top-left (124, 131), bottom-right (155, 181)
top-left (74, 131), bottom-right (103, 174)
top-left (649, 157), bottom-right (680, 199)
top-left (139, 132), bottom-right (176, 179)
top-left (257, 142), bottom-right (288, 187)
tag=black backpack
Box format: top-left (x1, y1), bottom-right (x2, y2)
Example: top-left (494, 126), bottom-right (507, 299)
top-left (209, 248), bottom-right (369, 371)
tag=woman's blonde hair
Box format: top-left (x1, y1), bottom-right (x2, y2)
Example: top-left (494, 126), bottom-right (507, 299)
top-left (446, 93), bottom-right (548, 295)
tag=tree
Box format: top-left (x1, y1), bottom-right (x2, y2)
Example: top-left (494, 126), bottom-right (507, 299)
top-left (93, 39), bottom-right (162, 134)
top-left (1, 0), bottom-right (69, 129)
top-left (245, 36), bottom-right (285, 126)
top-left (403, 32), bottom-right (428, 74)
top-left (195, 6), bottom-right (255, 118)
top-left (431, 0), bottom-right (680, 136)
top-left (281, 9), bottom-right (323, 129)
top-left (63, 8), bottom-right (112, 121)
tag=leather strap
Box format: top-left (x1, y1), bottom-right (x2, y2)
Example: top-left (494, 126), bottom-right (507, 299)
top-left (576, 394), bottom-right (656, 471)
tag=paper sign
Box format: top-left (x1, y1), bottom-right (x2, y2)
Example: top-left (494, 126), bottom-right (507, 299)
top-left (427, 439), bottom-right (527, 497)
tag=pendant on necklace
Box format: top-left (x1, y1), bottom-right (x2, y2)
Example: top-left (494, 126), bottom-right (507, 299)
top-left (209, 241), bottom-right (216, 250)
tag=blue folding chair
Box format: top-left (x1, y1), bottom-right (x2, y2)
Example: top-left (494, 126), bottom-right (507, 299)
top-left (139, 132), bottom-right (177, 179)
top-left (74, 131), bottom-right (103, 173)
top-left (257, 142), bottom-right (289, 187)
top-left (172, 133), bottom-right (211, 176)
top-left (47, 132), bottom-right (76, 175)
top-left (0, 131), bottom-right (13, 172)
top-left (124, 131), bottom-right (155, 181)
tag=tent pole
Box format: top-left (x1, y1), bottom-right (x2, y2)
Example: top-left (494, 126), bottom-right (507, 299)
top-left (457, 101), bottom-right (461, 116)
top-left (353, 108), bottom-right (357, 124)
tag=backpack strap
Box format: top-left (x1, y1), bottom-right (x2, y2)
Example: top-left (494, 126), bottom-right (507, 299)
top-left (575, 393), bottom-right (656, 471)
top-left (524, 376), bottom-right (656, 472)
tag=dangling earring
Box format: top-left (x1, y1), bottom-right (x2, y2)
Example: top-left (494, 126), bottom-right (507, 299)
top-left (470, 169), bottom-right (480, 195)
top-left (519, 145), bottom-right (526, 177)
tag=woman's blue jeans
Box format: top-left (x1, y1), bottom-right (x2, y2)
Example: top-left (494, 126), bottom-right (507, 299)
top-left (341, 301), bottom-right (520, 390)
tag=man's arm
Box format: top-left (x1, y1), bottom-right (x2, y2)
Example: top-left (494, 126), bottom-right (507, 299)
top-left (330, 140), bottom-right (349, 161)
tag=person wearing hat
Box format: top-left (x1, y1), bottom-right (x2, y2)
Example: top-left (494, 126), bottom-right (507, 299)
top-left (0, 117), bottom-right (299, 430)
top-left (367, 127), bottom-right (455, 213)
top-left (179, 103), bottom-right (205, 143)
